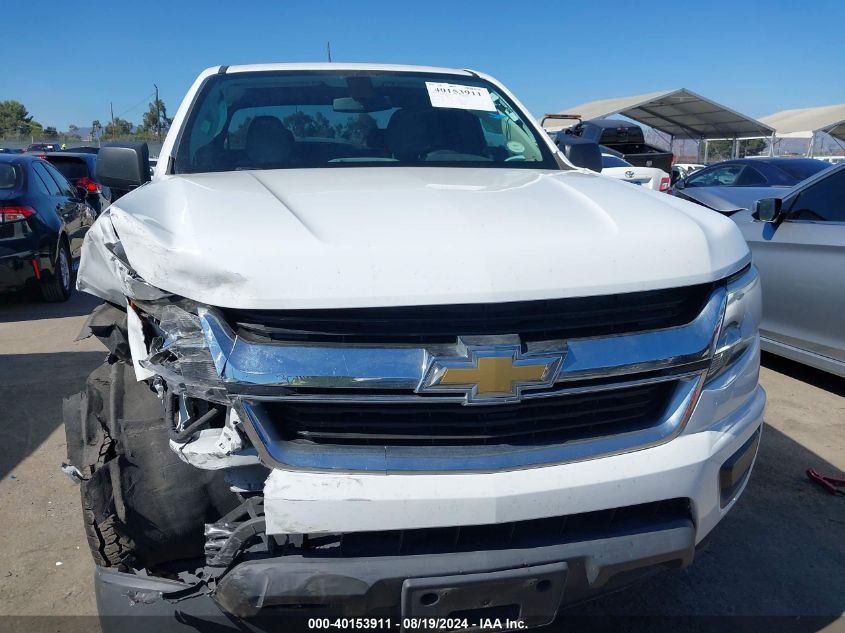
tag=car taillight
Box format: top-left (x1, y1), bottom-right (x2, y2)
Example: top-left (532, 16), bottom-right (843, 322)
top-left (659, 176), bottom-right (671, 192)
top-left (77, 176), bottom-right (100, 192)
top-left (0, 205), bottom-right (35, 222)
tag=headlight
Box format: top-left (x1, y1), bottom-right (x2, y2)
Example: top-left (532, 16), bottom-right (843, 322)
top-left (707, 265), bottom-right (762, 382)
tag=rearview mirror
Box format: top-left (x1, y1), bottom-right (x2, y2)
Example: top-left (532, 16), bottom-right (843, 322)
top-left (556, 137), bottom-right (602, 173)
top-left (753, 198), bottom-right (783, 223)
top-left (97, 142), bottom-right (150, 190)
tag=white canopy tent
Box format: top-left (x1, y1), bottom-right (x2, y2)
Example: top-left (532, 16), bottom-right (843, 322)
top-left (760, 104), bottom-right (845, 155)
top-left (544, 88), bottom-right (775, 160)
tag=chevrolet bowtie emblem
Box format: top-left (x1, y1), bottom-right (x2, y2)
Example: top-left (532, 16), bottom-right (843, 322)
top-left (419, 340), bottom-right (566, 404)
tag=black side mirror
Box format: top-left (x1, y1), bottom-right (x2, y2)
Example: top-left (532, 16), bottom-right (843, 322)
top-left (752, 198), bottom-right (783, 223)
top-left (75, 185), bottom-right (88, 201)
top-left (674, 178), bottom-right (686, 190)
top-left (557, 136), bottom-right (603, 172)
top-left (97, 142), bottom-right (150, 190)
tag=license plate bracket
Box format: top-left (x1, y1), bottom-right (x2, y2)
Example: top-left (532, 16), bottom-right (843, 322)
top-left (400, 561), bottom-right (567, 631)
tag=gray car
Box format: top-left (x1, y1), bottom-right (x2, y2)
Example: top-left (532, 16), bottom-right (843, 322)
top-left (731, 163), bottom-right (845, 377)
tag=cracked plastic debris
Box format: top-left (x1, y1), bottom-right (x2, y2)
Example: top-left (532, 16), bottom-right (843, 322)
top-left (141, 305), bottom-right (228, 404)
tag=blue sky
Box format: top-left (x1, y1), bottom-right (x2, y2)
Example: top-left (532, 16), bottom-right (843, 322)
top-left (3, 0), bottom-right (844, 130)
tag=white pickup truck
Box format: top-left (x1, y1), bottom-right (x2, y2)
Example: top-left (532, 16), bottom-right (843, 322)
top-left (64, 63), bottom-right (765, 630)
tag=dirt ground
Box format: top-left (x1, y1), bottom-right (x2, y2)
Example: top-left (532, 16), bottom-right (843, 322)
top-left (0, 289), bottom-right (843, 631)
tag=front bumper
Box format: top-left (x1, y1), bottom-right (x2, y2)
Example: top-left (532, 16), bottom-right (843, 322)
top-left (262, 347), bottom-right (765, 541)
top-left (96, 512), bottom-right (696, 631)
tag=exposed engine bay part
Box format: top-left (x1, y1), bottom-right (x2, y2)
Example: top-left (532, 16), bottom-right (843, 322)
top-left (169, 404), bottom-right (261, 470)
top-left (62, 359), bottom-right (239, 570)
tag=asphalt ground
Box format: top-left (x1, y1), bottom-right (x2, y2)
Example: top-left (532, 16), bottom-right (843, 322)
top-left (0, 288), bottom-right (843, 633)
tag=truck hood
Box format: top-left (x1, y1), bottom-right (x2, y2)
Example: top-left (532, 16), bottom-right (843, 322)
top-left (81, 167), bottom-right (749, 309)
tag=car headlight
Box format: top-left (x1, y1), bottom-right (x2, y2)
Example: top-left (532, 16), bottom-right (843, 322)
top-left (707, 265), bottom-right (762, 382)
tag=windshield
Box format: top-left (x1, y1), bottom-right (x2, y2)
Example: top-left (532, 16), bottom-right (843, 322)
top-left (47, 157), bottom-right (91, 182)
top-left (173, 71), bottom-right (558, 173)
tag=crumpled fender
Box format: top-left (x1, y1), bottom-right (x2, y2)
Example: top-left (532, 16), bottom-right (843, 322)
top-left (76, 207), bottom-right (171, 305)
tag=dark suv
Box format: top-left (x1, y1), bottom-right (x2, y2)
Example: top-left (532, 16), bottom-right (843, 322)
top-left (44, 152), bottom-right (112, 215)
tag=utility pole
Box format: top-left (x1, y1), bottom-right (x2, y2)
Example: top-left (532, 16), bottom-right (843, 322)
top-left (154, 84), bottom-right (160, 141)
top-left (327, 41), bottom-right (332, 62)
top-left (110, 102), bottom-right (115, 140)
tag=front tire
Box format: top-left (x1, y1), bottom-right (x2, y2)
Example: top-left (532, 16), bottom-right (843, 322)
top-left (40, 242), bottom-right (72, 302)
top-left (64, 360), bottom-right (238, 570)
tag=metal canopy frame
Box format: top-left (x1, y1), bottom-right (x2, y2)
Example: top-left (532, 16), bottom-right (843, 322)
top-left (760, 104), bottom-right (845, 156)
top-left (545, 89), bottom-right (775, 161)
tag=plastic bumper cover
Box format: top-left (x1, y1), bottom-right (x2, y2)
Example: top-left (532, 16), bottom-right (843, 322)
top-left (95, 515), bottom-right (695, 629)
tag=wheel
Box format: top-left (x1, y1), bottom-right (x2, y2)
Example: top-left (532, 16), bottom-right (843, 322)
top-left (40, 242), bottom-right (72, 302)
top-left (64, 359), bottom-right (238, 570)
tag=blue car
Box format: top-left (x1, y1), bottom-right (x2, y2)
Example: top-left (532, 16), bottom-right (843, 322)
top-left (0, 153), bottom-right (95, 301)
top-left (669, 157), bottom-right (831, 213)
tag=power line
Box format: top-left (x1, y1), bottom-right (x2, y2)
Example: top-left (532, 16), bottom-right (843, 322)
top-left (114, 92), bottom-right (156, 120)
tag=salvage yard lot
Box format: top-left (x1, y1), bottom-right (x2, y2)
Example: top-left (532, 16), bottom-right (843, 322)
top-left (0, 291), bottom-right (843, 630)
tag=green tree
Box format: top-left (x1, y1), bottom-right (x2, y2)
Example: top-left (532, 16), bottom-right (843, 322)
top-left (67, 124), bottom-right (81, 140)
top-left (741, 138), bottom-right (767, 157)
top-left (336, 113), bottom-right (376, 145)
top-left (43, 126), bottom-right (59, 139)
top-left (283, 111), bottom-right (336, 139)
top-left (141, 98), bottom-right (171, 139)
top-left (0, 100), bottom-right (36, 135)
top-left (104, 118), bottom-right (133, 139)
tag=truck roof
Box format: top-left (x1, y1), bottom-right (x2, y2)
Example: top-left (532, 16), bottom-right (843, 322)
top-left (217, 62), bottom-right (476, 76)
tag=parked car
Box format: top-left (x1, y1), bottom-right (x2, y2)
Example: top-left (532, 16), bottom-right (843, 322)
top-left (730, 163), bottom-right (845, 377)
top-left (0, 148), bottom-right (24, 154)
top-left (670, 158), bottom-right (831, 213)
top-left (43, 152), bottom-right (112, 215)
top-left (66, 63), bottom-right (763, 630)
top-left (25, 142), bottom-right (63, 153)
top-left (671, 162), bottom-right (705, 184)
top-left (558, 118), bottom-right (674, 173)
top-left (601, 153), bottom-right (671, 191)
top-left (0, 154), bottom-right (95, 301)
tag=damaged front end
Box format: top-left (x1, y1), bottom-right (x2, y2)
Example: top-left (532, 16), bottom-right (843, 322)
top-left (69, 209), bottom-right (280, 615)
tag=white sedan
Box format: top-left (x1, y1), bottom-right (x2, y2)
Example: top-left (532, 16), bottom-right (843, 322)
top-left (601, 153), bottom-right (671, 191)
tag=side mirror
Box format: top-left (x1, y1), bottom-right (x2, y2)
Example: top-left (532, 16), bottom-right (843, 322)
top-left (557, 137), bottom-right (603, 173)
top-left (97, 142), bottom-right (150, 190)
top-left (674, 178), bottom-right (685, 190)
top-left (753, 198), bottom-right (783, 223)
top-left (75, 185), bottom-right (88, 201)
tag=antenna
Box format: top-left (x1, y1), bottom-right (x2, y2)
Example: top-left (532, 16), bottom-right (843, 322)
top-left (327, 41), bottom-right (332, 62)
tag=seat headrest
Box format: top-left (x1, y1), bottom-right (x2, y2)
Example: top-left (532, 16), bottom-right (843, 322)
top-left (245, 116), bottom-right (294, 167)
top-left (386, 108), bottom-right (486, 161)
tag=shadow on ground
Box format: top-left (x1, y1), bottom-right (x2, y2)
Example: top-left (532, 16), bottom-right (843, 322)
top-left (0, 289), bottom-right (104, 477)
top-left (762, 351), bottom-right (845, 397)
top-left (0, 288), bottom-right (101, 323)
top-left (561, 355), bottom-right (845, 630)
top-left (0, 350), bottom-right (105, 478)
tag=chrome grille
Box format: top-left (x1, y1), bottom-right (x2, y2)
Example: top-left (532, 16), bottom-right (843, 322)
top-left (263, 381), bottom-right (675, 447)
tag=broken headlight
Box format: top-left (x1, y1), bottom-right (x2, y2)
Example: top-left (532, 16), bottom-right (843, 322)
top-left (131, 301), bottom-right (229, 403)
top-left (706, 265), bottom-right (761, 383)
